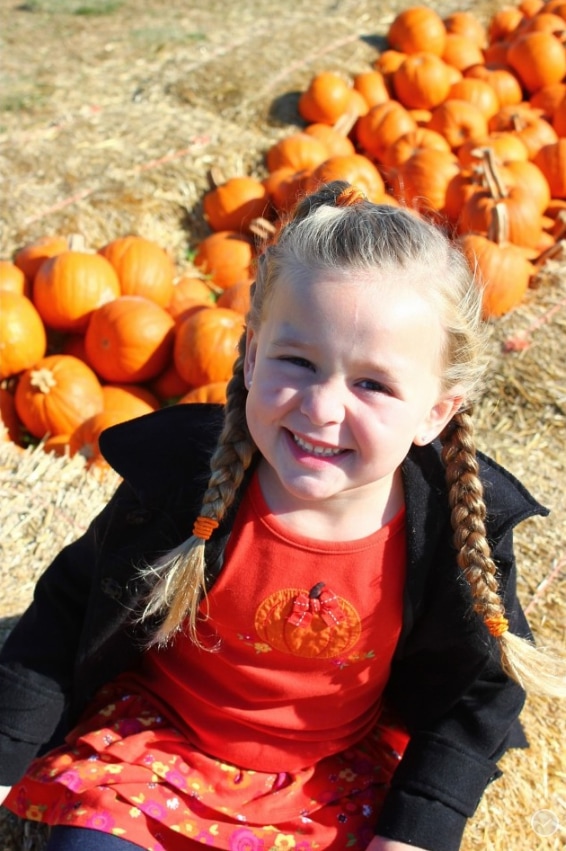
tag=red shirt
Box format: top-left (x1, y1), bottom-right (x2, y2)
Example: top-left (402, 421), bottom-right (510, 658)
top-left (127, 472), bottom-right (406, 772)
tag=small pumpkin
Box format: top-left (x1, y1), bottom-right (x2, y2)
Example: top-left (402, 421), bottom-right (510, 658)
top-left (380, 127), bottom-right (451, 169)
top-left (356, 101), bottom-right (417, 163)
top-left (174, 306), bottom-right (244, 388)
top-left (98, 235), bottom-right (175, 308)
top-left (308, 154), bottom-right (386, 202)
top-left (178, 381), bottom-right (228, 405)
top-left (427, 98), bottom-right (489, 150)
top-left (203, 176), bottom-right (270, 234)
top-left (13, 235), bottom-right (68, 281)
top-left (533, 138), bottom-right (566, 198)
top-left (447, 78), bottom-right (501, 120)
top-left (167, 275), bottom-right (217, 324)
top-left (0, 291), bottom-right (47, 380)
top-left (353, 70), bottom-right (391, 108)
top-left (69, 410), bottom-right (126, 468)
top-left (390, 147), bottom-right (460, 217)
top-left (297, 72), bottom-right (352, 125)
top-left (85, 295), bottom-right (175, 384)
top-left (193, 230), bottom-right (255, 291)
top-left (443, 11), bottom-right (487, 47)
top-left (14, 354), bottom-right (104, 439)
top-left (0, 261), bottom-right (28, 296)
top-left (102, 384), bottom-right (160, 420)
top-left (33, 250), bottom-right (121, 332)
top-left (441, 33), bottom-right (485, 72)
top-left (506, 31), bottom-right (566, 92)
top-left (387, 6), bottom-right (447, 56)
top-left (149, 361), bottom-right (192, 401)
top-left (464, 66), bottom-right (523, 108)
top-left (393, 52), bottom-right (453, 110)
top-left (216, 279), bottom-right (253, 315)
top-left (303, 123), bottom-right (356, 157)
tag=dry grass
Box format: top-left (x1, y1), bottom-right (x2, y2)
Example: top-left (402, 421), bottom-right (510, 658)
top-left (0, 0), bottom-right (565, 848)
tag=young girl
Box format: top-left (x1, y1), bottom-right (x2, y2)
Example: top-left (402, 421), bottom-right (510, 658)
top-left (0, 182), bottom-right (564, 851)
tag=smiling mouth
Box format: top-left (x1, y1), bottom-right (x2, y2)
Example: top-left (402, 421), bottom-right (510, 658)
top-left (291, 432), bottom-right (345, 457)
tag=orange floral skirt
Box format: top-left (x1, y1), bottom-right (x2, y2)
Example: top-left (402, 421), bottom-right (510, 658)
top-left (6, 684), bottom-right (409, 851)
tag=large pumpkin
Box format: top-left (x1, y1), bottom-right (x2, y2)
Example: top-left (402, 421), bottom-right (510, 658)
top-left (85, 295), bottom-right (175, 384)
top-left (174, 306), bottom-right (244, 387)
top-left (33, 250), bottom-right (121, 332)
top-left (0, 291), bottom-right (47, 380)
top-left (14, 354), bottom-right (104, 439)
top-left (98, 235), bottom-right (175, 308)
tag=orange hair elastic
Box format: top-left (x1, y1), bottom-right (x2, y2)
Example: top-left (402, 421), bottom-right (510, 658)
top-left (192, 516), bottom-right (219, 541)
top-left (335, 186), bottom-right (366, 207)
top-left (484, 615), bottom-right (509, 638)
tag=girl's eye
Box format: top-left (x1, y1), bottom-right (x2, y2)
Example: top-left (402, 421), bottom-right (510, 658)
top-left (357, 379), bottom-right (391, 395)
top-left (281, 356), bottom-right (314, 370)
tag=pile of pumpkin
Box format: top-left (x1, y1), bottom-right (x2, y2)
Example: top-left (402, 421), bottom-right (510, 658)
top-left (1, 0), bottom-right (565, 467)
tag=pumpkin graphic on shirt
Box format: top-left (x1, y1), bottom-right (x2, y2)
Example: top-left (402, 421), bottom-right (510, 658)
top-left (254, 582), bottom-right (361, 658)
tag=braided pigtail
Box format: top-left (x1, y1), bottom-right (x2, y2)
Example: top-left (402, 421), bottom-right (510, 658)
top-left (140, 333), bottom-right (257, 647)
top-left (441, 409), bottom-right (566, 697)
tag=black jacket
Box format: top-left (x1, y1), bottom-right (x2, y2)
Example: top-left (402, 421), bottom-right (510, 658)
top-left (0, 405), bottom-right (548, 850)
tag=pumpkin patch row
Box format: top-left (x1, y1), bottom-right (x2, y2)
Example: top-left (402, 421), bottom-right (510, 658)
top-left (200, 0), bottom-right (565, 319)
top-left (0, 234), bottom-right (247, 466)
top-left (1, 0), bottom-right (565, 468)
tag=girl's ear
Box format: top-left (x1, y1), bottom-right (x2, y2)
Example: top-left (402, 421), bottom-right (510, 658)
top-left (414, 390), bottom-right (465, 446)
top-left (243, 326), bottom-right (257, 390)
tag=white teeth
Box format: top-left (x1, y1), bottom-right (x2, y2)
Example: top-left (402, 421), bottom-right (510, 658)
top-left (293, 434), bottom-right (342, 456)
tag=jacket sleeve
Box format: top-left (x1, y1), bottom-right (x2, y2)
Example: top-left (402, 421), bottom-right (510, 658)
top-left (374, 524), bottom-right (530, 851)
top-left (0, 482), bottom-right (135, 785)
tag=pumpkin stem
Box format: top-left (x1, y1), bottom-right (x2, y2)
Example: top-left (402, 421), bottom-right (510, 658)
top-left (207, 167), bottom-right (226, 190)
top-left (333, 107), bottom-right (360, 138)
top-left (67, 233), bottom-right (87, 252)
top-left (29, 368), bottom-right (57, 394)
top-left (487, 203), bottom-right (510, 245)
top-left (533, 239), bottom-right (566, 268)
top-left (480, 147), bottom-right (508, 200)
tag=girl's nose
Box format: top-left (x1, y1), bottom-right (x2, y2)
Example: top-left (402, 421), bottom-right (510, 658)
top-left (299, 381), bottom-right (346, 425)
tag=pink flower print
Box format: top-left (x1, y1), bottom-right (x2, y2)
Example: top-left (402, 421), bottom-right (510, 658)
top-left (164, 768), bottom-right (187, 789)
top-left (85, 812), bottom-right (115, 831)
top-left (229, 827), bottom-right (265, 850)
top-left (59, 770), bottom-right (83, 792)
top-left (142, 801), bottom-right (166, 820)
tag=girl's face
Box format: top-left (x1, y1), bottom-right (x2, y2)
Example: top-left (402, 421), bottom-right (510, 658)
top-left (244, 267), bottom-right (462, 528)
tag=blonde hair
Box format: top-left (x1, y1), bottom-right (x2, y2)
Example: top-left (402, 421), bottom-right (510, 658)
top-left (138, 181), bottom-right (565, 697)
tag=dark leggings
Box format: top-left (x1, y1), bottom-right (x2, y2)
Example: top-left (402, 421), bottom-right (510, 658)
top-left (45, 826), bottom-right (144, 850)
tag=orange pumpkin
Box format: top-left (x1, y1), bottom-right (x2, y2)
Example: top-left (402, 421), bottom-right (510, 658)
top-left (69, 409), bottom-right (126, 468)
top-left (390, 147), bottom-right (460, 217)
top-left (427, 98), bottom-right (489, 150)
top-left (297, 72), bottom-right (352, 124)
top-left (216, 279), bottom-right (253, 315)
top-left (506, 31), bottom-right (566, 92)
top-left (442, 33), bottom-right (485, 71)
top-left (488, 7), bottom-right (524, 43)
top-left (85, 295), bottom-right (175, 383)
top-left (193, 231), bottom-right (255, 291)
top-left (387, 6), bottom-right (447, 56)
top-left (42, 433), bottom-right (71, 458)
top-left (356, 101), bottom-right (417, 163)
top-left (33, 250), bottom-right (121, 332)
top-left (102, 384), bottom-right (160, 420)
top-left (303, 123), bottom-right (356, 157)
top-left (533, 138), bottom-right (566, 197)
top-left (380, 127), bottom-right (451, 168)
top-left (265, 133), bottom-right (329, 174)
top-left (203, 176), bottom-right (270, 234)
top-left (149, 361), bottom-right (192, 401)
top-left (13, 234), bottom-right (68, 281)
top-left (459, 208), bottom-right (535, 318)
top-left (444, 11), bottom-right (487, 47)
top-left (14, 354), bottom-right (104, 439)
top-left (353, 70), bottom-right (391, 108)
top-left (0, 261), bottom-right (28, 296)
top-left (0, 291), bottom-right (47, 380)
top-left (464, 66), bottom-right (523, 108)
top-left (167, 275), bottom-right (217, 324)
top-left (447, 78), bottom-right (501, 120)
top-left (98, 235), bottom-right (175, 308)
top-left (262, 168), bottom-right (311, 215)
top-left (393, 52), bottom-right (453, 110)
top-left (179, 381), bottom-right (228, 405)
top-left (488, 104), bottom-right (559, 158)
top-left (308, 154), bottom-right (386, 201)
top-left (174, 306), bottom-right (244, 388)
top-left (530, 83), bottom-right (566, 120)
